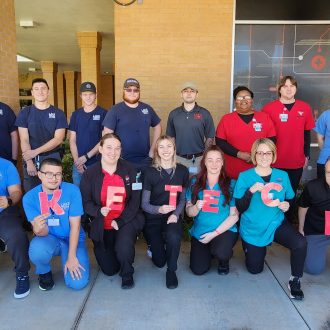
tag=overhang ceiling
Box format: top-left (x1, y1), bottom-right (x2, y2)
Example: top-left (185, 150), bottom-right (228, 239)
top-left (14, 0), bottom-right (114, 74)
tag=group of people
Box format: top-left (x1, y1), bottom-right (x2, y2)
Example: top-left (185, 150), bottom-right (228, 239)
top-left (0, 74), bottom-right (329, 301)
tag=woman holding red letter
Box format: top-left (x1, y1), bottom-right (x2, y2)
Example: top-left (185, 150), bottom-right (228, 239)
top-left (80, 133), bottom-right (144, 289)
top-left (142, 136), bottom-right (189, 289)
top-left (186, 145), bottom-right (239, 276)
top-left (234, 138), bottom-right (307, 300)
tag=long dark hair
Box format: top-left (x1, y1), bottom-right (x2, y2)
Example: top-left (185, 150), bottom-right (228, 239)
top-left (191, 145), bottom-right (231, 206)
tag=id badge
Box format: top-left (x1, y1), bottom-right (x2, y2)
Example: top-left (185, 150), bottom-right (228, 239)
top-left (253, 123), bottom-right (262, 132)
top-left (48, 218), bottom-right (60, 226)
top-left (132, 182), bottom-right (142, 190)
top-left (279, 113), bottom-right (288, 122)
top-left (189, 166), bottom-right (198, 174)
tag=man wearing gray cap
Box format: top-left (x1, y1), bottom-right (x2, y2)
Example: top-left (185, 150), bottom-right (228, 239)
top-left (103, 78), bottom-right (161, 172)
top-left (166, 82), bottom-right (215, 173)
top-left (69, 82), bottom-right (107, 186)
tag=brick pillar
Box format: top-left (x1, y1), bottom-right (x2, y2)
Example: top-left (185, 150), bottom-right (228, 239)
top-left (41, 61), bottom-right (58, 106)
top-left (0, 0), bottom-right (19, 113)
top-left (57, 72), bottom-right (65, 112)
top-left (64, 71), bottom-right (76, 120)
top-left (76, 32), bottom-right (102, 94)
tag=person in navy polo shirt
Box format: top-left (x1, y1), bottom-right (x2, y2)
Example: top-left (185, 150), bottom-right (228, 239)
top-left (15, 78), bottom-right (68, 192)
top-left (102, 78), bottom-right (162, 172)
top-left (23, 158), bottom-right (90, 291)
top-left (0, 157), bottom-right (30, 298)
top-left (0, 101), bottom-right (18, 165)
top-left (166, 82), bottom-right (215, 174)
top-left (69, 82), bottom-right (107, 186)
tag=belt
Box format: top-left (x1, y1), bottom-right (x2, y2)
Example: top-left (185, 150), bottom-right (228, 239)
top-left (177, 152), bottom-right (203, 160)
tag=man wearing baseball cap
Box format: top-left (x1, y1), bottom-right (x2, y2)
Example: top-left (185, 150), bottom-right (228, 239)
top-left (166, 82), bottom-right (215, 173)
top-left (103, 78), bottom-right (161, 172)
top-left (68, 82), bottom-right (107, 186)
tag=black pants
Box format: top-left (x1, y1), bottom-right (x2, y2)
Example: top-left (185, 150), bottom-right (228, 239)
top-left (0, 206), bottom-right (30, 274)
top-left (190, 230), bottom-right (238, 275)
top-left (317, 163), bottom-right (325, 179)
top-left (144, 216), bottom-right (183, 272)
top-left (278, 167), bottom-right (303, 223)
top-left (93, 214), bottom-right (144, 279)
top-left (242, 220), bottom-right (307, 277)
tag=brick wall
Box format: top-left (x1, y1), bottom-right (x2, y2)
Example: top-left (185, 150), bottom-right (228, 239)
top-left (0, 0), bottom-right (20, 113)
top-left (114, 0), bottom-right (234, 128)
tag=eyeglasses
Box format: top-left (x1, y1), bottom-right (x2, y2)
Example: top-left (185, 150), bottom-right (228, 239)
top-left (124, 88), bottom-right (140, 93)
top-left (40, 171), bottom-right (63, 179)
top-left (236, 95), bottom-right (252, 101)
top-left (256, 151), bottom-right (273, 157)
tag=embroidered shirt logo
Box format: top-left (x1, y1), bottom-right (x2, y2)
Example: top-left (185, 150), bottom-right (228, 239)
top-left (141, 108), bottom-right (149, 114)
top-left (49, 113), bottom-right (56, 119)
top-left (297, 111), bottom-right (304, 117)
top-left (93, 115), bottom-right (100, 121)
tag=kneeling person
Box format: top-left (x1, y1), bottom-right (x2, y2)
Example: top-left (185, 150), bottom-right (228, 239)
top-left (23, 158), bottom-right (90, 291)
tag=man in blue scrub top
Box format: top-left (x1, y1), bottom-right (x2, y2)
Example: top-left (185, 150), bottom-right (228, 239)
top-left (69, 82), bottom-right (107, 186)
top-left (15, 78), bottom-right (68, 191)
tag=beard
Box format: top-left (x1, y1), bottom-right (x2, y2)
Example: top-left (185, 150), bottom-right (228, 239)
top-left (123, 94), bottom-right (140, 104)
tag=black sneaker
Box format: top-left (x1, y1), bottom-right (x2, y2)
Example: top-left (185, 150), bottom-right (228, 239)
top-left (218, 260), bottom-right (229, 275)
top-left (14, 273), bottom-right (30, 299)
top-left (0, 238), bottom-right (7, 253)
top-left (166, 270), bottom-right (178, 289)
top-left (288, 277), bottom-right (304, 300)
top-left (38, 271), bottom-right (55, 291)
top-left (121, 276), bottom-right (134, 289)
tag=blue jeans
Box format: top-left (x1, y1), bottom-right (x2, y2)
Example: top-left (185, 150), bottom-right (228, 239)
top-left (29, 234), bottom-right (90, 290)
top-left (72, 164), bottom-right (82, 187)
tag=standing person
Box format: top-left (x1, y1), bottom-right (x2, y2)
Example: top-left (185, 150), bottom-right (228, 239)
top-left (69, 82), bottom-right (107, 186)
top-left (23, 158), bottom-right (89, 291)
top-left (166, 82), bottom-right (215, 174)
top-left (102, 78), bottom-right (161, 172)
top-left (234, 138), bottom-right (307, 300)
top-left (80, 133), bottom-right (145, 289)
top-left (314, 109), bottom-right (330, 179)
top-left (0, 157), bottom-right (30, 298)
top-left (0, 101), bottom-right (18, 165)
top-left (262, 76), bottom-right (315, 223)
top-left (216, 86), bottom-right (276, 180)
top-left (186, 145), bottom-right (239, 276)
top-left (298, 157), bottom-right (330, 275)
top-left (141, 136), bottom-right (189, 289)
top-left (15, 78), bottom-right (68, 192)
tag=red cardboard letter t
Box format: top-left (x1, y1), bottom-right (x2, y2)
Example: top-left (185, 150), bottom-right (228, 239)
top-left (107, 186), bottom-right (125, 210)
top-left (165, 185), bottom-right (182, 208)
top-left (202, 190), bottom-right (220, 213)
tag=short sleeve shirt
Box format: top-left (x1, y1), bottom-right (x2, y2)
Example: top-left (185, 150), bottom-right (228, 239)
top-left (23, 182), bottom-right (85, 241)
top-left (15, 105), bottom-right (68, 150)
top-left (314, 109), bottom-right (330, 164)
top-left (0, 102), bottom-right (17, 160)
top-left (102, 101), bottom-right (161, 163)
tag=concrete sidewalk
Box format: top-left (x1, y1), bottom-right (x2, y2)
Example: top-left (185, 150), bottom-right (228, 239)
top-left (0, 240), bottom-right (329, 330)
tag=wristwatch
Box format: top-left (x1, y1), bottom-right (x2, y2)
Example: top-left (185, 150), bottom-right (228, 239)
top-left (85, 153), bottom-right (90, 160)
top-left (7, 197), bottom-right (13, 207)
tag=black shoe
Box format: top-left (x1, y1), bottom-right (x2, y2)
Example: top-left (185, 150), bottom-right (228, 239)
top-left (121, 276), bottom-right (134, 289)
top-left (166, 270), bottom-right (178, 289)
top-left (14, 273), bottom-right (30, 299)
top-left (218, 260), bottom-right (229, 275)
top-left (0, 238), bottom-right (7, 253)
top-left (288, 277), bottom-right (304, 300)
top-left (38, 271), bottom-right (55, 291)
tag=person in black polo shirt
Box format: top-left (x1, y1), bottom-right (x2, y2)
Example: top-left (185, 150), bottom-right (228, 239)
top-left (15, 78), bottom-right (68, 192)
top-left (142, 136), bottom-right (189, 289)
top-left (298, 157), bottom-right (330, 275)
top-left (166, 82), bottom-right (215, 175)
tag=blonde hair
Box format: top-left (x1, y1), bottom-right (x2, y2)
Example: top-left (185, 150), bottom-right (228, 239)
top-left (251, 138), bottom-right (277, 165)
top-left (152, 135), bottom-right (177, 170)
